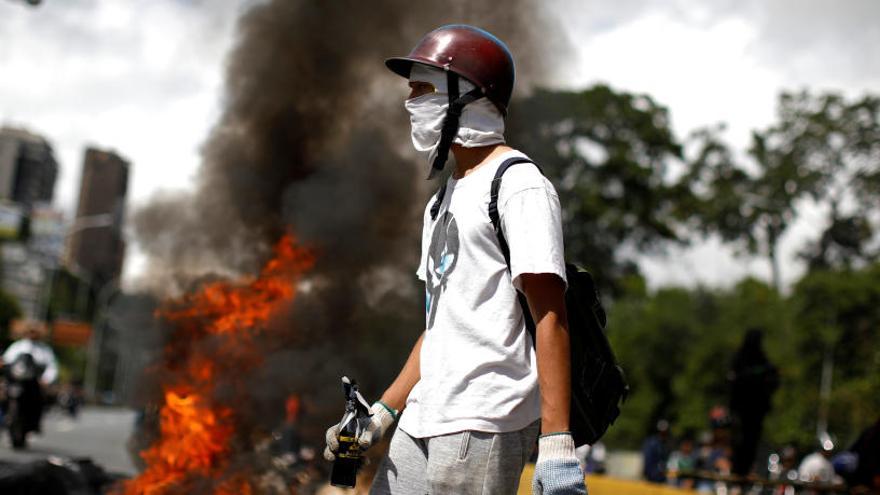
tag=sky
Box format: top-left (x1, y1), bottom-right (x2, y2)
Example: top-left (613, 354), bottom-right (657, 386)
top-left (1, 0), bottom-right (878, 290)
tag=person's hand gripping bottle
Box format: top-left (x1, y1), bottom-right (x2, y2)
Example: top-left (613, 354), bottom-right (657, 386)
top-left (328, 376), bottom-right (373, 488)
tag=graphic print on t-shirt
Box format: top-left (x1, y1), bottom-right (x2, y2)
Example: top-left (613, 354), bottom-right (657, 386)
top-left (425, 211), bottom-right (459, 329)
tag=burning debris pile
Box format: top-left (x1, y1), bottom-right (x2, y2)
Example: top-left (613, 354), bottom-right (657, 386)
top-left (121, 235), bottom-right (314, 494)
top-left (125, 0), bottom-right (564, 493)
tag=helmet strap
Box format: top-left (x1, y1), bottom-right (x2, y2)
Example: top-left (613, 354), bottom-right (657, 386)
top-left (427, 71), bottom-right (484, 179)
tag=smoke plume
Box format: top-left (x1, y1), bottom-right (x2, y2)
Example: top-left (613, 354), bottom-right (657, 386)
top-left (134, 1), bottom-right (563, 285)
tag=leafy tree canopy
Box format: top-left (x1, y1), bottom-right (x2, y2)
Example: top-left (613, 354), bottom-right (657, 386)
top-left (687, 91), bottom-right (880, 288)
top-left (507, 85), bottom-right (693, 295)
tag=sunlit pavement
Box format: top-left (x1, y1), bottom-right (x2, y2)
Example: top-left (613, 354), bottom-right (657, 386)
top-left (0, 406), bottom-right (137, 476)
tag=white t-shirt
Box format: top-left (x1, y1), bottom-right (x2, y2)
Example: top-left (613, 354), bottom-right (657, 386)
top-left (2, 338), bottom-right (59, 384)
top-left (398, 149), bottom-right (566, 438)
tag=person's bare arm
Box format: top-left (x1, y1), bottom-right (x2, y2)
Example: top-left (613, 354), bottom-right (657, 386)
top-left (521, 273), bottom-right (571, 434)
top-left (379, 331), bottom-right (424, 412)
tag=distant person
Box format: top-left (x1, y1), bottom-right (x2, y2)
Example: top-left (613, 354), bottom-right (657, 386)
top-left (1, 320), bottom-right (59, 386)
top-left (667, 434), bottom-right (697, 488)
top-left (1, 320), bottom-right (59, 431)
top-left (728, 328), bottom-right (779, 476)
top-left (779, 445), bottom-right (799, 482)
top-left (769, 445), bottom-right (801, 495)
top-left (842, 416), bottom-right (880, 491)
top-left (576, 441), bottom-right (607, 475)
top-left (798, 436), bottom-right (836, 484)
top-left (642, 419), bottom-right (671, 483)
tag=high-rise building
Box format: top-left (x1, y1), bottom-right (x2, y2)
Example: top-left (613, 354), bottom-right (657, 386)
top-left (0, 128), bottom-right (59, 319)
top-left (66, 147), bottom-right (129, 286)
top-left (0, 126), bottom-right (58, 208)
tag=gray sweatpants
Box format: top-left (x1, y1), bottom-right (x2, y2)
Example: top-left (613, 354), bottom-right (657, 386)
top-left (370, 421), bottom-right (540, 495)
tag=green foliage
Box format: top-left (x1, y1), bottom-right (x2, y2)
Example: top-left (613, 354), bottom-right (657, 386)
top-left (603, 265), bottom-right (880, 450)
top-left (687, 91), bottom-right (880, 288)
top-left (604, 277), bottom-right (785, 447)
top-left (785, 264), bottom-right (880, 442)
top-left (507, 86), bottom-right (692, 295)
top-left (54, 344), bottom-right (88, 383)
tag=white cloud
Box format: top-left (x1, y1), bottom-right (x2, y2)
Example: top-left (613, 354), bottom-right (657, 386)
top-left (3, 1), bottom-right (245, 205)
top-left (561, 12), bottom-right (780, 150)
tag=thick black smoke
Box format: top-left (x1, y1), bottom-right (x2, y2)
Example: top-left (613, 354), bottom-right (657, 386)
top-left (129, 0), bottom-right (567, 484)
top-left (134, 1), bottom-right (563, 285)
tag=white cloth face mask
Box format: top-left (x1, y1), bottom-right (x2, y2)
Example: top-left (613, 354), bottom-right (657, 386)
top-left (404, 64), bottom-right (506, 174)
top-left (405, 91), bottom-right (448, 167)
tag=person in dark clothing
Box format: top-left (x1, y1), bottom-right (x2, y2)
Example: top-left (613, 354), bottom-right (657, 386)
top-left (642, 420), bottom-right (670, 483)
top-left (845, 416), bottom-right (880, 491)
top-left (728, 328), bottom-right (779, 476)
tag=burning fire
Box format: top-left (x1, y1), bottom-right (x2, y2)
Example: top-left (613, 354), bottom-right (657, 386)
top-left (119, 234), bottom-right (315, 495)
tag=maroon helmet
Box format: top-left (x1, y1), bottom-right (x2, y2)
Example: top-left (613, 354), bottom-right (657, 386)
top-left (386, 24), bottom-right (515, 115)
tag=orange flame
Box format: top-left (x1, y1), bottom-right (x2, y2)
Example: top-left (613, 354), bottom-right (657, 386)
top-left (119, 234), bottom-right (314, 495)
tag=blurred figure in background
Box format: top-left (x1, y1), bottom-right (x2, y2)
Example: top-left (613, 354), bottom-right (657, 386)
top-left (798, 434), bottom-right (836, 484)
top-left (693, 409), bottom-right (735, 493)
top-left (575, 441), bottom-right (607, 475)
top-left (0, 319), bottom-right (58, 430)
top-left (1, 320), bottom-right (58, 386)
top-left (728, 328), bottom-right (779, 476)
top-left (56, 378), bottom-right (84, 418)
top-left (767, 445), bottom-right (800, 495)
top-left (798, 434), bottom-right (848, 495)
top-left (840, 416), bottom-right (880, 491)
top-left (642, 419), bottom-right (670, 483)
top-left (667, 433), bottom-right (697, 489)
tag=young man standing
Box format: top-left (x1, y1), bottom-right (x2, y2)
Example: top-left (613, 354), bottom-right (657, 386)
top-left (325, 25), bottom-right (587, 494)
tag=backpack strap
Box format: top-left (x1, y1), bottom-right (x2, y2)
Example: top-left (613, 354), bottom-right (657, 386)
top-left (488, 157), bottom-right (540, 259)
top-left (488, 156), bottom-right (543, 343)
top-left (429, 183), bottom-right (448, 221)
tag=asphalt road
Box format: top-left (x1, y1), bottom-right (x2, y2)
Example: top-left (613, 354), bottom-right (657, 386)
top-left (0, 405), bottom-right (138, 476)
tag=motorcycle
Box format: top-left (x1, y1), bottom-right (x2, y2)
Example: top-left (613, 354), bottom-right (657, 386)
top-left (1, 352), bottom-right (45, 449)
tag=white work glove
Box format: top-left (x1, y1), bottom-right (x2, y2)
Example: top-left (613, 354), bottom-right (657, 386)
top-left (323, 401), bottom-right (398, 461)
top-left (532, 432), bottom-right (588, 495)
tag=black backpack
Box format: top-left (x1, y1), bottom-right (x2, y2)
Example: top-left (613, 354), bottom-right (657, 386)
top-left (430, 156), bottom-right (628, 446)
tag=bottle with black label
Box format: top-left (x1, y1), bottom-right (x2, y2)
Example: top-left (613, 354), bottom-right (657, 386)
top-left (330, 376), bottom-right (371, 488)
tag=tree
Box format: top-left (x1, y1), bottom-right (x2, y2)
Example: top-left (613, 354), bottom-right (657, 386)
top-left (781, 264), bottom-right (880, 445)
top-left (603, 276), bottom-right (789, 448)
top-left (602, 266), bottom-right (879, 450)
top-left (782, 92), bottom-right (880, 270)
top-left (688, 91), bottom-right (880, 289)
top-left (507, 85), bottom-right (694, 295)
top-left (605, 283), bottom-right (703, 445)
